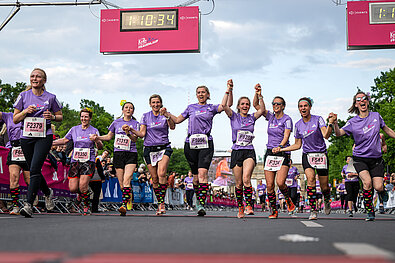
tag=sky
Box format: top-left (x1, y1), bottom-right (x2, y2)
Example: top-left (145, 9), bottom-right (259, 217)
top-left (1, 0), bottom-right (394, 163)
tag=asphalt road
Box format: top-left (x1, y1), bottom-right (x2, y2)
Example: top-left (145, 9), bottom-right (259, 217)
top-left (0, 209), bottom-right (394, 263)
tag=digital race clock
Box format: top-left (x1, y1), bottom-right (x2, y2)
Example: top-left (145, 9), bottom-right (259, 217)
top-left (120, 9), bottom-right (178, 31)
top-left (370, 2), bottom-right (395, 24)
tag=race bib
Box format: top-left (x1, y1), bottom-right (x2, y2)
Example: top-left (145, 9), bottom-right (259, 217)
top-left (264, 155), bottom-right (284, 171)
top-left (114, 134), bottom-right (131, 150)
top-left (149, 149), bottom-right (166, 167)
top-left (187, 183), bottom-right (194, 189)
top-left (23, 117), bottom-right (46, 138)
top-left (285, 178), bottom-right (293, 186)
top-left (316, 186), bottom-right (321, 193)
top-left (11, 146), bottom-right (25, 162)
top-left (258, 190), bottom-right (264, 196)
top-left (73, 148), bottom-right (90, 162)
top-left (189, 134), bottom-right (208, 149)
top-left (307, 153), bottom-right (327, 169)
top-left (236, 130), bottom-right (255, 147)
top-left (346, 158), bottom-right (357, 174)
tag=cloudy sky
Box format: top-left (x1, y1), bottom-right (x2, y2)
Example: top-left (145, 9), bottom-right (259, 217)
top-left (1, 0), bottom-right (394, 162)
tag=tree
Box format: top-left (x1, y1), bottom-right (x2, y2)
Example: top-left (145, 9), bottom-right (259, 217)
top-left (167, 148), bottom-right (190, 175)
top-left (0, 80), bottom-right (26, 112)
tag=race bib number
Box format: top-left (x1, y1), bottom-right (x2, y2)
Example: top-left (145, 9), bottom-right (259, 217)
top-left (346, 158), bottom-right (357, 174)
top-left (114, 134), bottom-right (131, 150)
top-left (23, 117), bottom-right (46, 138)
top-left (307, 153), bottom-right (327, 169)
top-left (258, 190), bottom-right (264, 196)
top-left (189, 134), bottom-right (208, 149)
top-left (187, 183), bottom-right (194, 189)
top-left (285, 178), bottom-right (293, 186)
top-left (264, 155), bottom-right (284, 171)
top-left (316, 186), bottom-right (321, 193)
top-left (236, 130), bottom-right (255, 147)
top-left (73, 148), bottom-right (90, 162)
top-left (11, 146), bottom-right (25, 162)
top-left (149, 149), bottom-right (166, 167)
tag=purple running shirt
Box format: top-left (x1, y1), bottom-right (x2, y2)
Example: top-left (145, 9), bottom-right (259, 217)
top-left (265, 111), bottom-right (293, 149)
top-left (108, 118), bottom-right (139, 152)
top-left (140, 111), bottom-right (170, 147)
top-left (229, 110), bottom-right (256, 150)
top-left (342, 164), bottom-right (359, 182)
top-left (341, 112), bottom-right (385, 158)
top-left (1, 112), bottom-right (22, 148)
top-left (257, 183), bottom-right (266, 196)
top-left (65, 125), bottom-right (100, 163)
top-left (286, 166), bottom-right (299, 188)
top-left (184, 177), bottom-right (194, 190)
top-left (294, 115), bottom-right (327, 153)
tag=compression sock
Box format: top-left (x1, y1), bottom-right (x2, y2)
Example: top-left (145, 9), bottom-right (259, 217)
top-left (307, 186), bottom-right (317, 211)
top-left (199, 183), bottom-right (209, 206)
top-left (235, 187), bottom-right (244, 208)
top-left (279, 186), bottom-right (290, 200)
top-left (158, 184), bottom-right (167, 204)
top-left (363, 189), bottom-right (374, 213)
top-left (267, 191), bottom-right (277, 212)
top-left (10, 187), bottom-right (20, 207)
top-left (322, 189), bottom-right (331, 202)
top-left (154, 186), bottom-right (161, 204)
top-left (244, 186), bottom-right (253, 207)
top-left (80, 191), bottom-right (90, 208)
top-left (122, 187), bottom-right (132, 207)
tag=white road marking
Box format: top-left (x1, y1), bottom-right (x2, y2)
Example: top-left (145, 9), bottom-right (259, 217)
top-left (301, 220), bottom-right (324, 227)
top-left (334, 242), bottom-right (394, 259)
top-left (279, 234), bottom-right (319, 242)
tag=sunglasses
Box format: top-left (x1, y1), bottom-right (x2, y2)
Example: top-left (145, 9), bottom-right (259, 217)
top-left (272, 102), bottom-right (283, 106)
top-left (356, 96), bottom-right (367, 102)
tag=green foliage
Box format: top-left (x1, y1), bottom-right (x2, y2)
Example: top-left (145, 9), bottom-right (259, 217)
top-left (53, 103), bottom-right (79, 137)
top-left (0, 81), bottom-right (26, 112)
top-left (168, 147), bottom-right (190, 175)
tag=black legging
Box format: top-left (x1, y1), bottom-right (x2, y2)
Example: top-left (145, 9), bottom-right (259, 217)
top-left (185, 189), bottom-right (194, 207)
top-left (89, 180), bottom-right (102, 213)
top-left (21, 135), bottom-right (53, 205)
top-left (340, 194), bottom-right (346, 210)
top-left (288, 187), bottom-right (298, 206)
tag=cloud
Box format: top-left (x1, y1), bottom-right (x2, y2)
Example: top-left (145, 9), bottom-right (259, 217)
top-left (335, 58), bottom-right (395, 70)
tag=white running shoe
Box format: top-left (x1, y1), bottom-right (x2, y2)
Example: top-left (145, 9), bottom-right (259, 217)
top-left (9, 206), bottom-right (20, 215)
top-left (45, 189), bottom-right (55, 211)
top-left (309, 211), bottom-right (318, 220)
top-left (20, 203), bottom-right (33, 218)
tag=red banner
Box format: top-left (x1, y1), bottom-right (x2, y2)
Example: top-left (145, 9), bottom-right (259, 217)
top-left (0, 146), bottom-right (71, 197)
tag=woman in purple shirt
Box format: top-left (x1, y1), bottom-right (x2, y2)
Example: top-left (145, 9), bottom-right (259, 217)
top-left (253, 92), bottom-right (295, 219)
top-left (162, 85), bottom-right (230, 216)
top-left (94, 101), bottom-right (138, 216)
top-left (0, 112), bottom-right (30, 215)
top-left (333, 91), bottom-right (395, 221)
top-left (53, 108), bottom-right (103, 215)
top-left (222, 80), bottom-right (265, 218)
top-left (13, 68), bottom-right (63, 218)
top-left (274, 97), bottom-right (334, 220)
top-left (130, 94), bottom-right (175, 216)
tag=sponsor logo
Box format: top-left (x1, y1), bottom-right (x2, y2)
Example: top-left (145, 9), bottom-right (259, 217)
top-left (195, 110), bottom-right (207, 116)
top-left (138, 37), bottom-right (159, 49)
top-left (101, 18), bottom-right (119, 23)
top-left (390, 31), bottom-right (395, 43)
top-left (348, 10), bottom-right (368, 16)
top-left (303, 129), bottom-right (315, 138)
top-left (76, 136), bottom-right (89, 141)
top-left (149, 121), bottom-right (162, 128)
top-left (363, 124), bottom-right (375, 134)
top-left (180, 16), bottom-right (198, 20)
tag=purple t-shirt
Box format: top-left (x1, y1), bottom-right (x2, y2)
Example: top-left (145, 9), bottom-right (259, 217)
top-left (341, 112), bottom-right (385, 158)
top-left (257, 183), bottom-right (266, 196)
top-left (13, 89), bottom-right (62, 139)
top-left (181, 103), bottom-right (220, 143)
top-left (140, 111), bottom-right (170, 147)
top-left (342, 164), bottom-right (359, 182)
top-left (265, 111), bottom-right (293, 149)
top-left (337, 183), bottom-right (346, 194)
top-left (1, 112), bottom-right (22, 148)
top-left (229, 111), bottom-right (256, 150)
top-left (108, 118), bottom-right (139, 152)
top-left (184, 177), bottom-right (194, 190)
top-left (294, 115), bottom-right (327, 153)
top-left (286, 166), bottom-right (299, 188)
top-left (65, 125), bottom-right (100, 163)
top-left (315, 180), bottom-right (322, 194)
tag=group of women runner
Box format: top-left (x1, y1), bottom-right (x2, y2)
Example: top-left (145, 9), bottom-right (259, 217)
top-left (2, 68), bottom-right (395, 221)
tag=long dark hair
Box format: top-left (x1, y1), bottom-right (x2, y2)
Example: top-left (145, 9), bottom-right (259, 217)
top-left (348, 91), bottom-right (368, 115)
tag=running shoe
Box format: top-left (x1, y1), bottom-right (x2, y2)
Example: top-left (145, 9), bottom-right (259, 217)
top-left (379, 191), bottom-right (389, 203)
top-left (286, 198), bottom-right (296, 213)
top-left (45, 188), bottom-right (55, 211)
top-left (196, 204), bottom-right (206, 216)
top-left (9, 206), bottom-right (20, 215)
top-left (83, 206), bottom-right (91, 216)
top-left (268, 211), bottom-right (278, 219)
top-left (309, 211), bottom-right (318, 220)
top-left (237, 206), bottom-right (245, 218)
top-left (159, 203), bottom-right (166, 214)
top-left (20, 203), bottom-right (33, 218)
top-left (245, 205), bottom-right (254, 215)
top-left (324, 199), bottom-right (331, 215)
top-left (348, 210), bottom-right (353, 217)
top-left (379, 205), bottom-right (385, 214)
top-left (127, 200), bottom-right (133, 211)
top-left (118, 205), bottom-right (127, 216)
top-left (156, 205), bottom-right (162, 216)
top-left (365, 212), bottom-right (375, 221)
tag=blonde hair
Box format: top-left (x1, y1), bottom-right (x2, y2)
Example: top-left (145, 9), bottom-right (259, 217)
top-left (26, 68), bottom-right (47, 91)
top-left (0, 123), bottom-right (6, 136)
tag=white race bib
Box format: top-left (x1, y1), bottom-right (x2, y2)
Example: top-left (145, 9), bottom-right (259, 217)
top-left (285, 178), bottom-right (293, 186)
top-left (23, 117), bottom-right (46, 138)
top-left (307, 153), bottom-right (327, 169)
top-left (187, 183), bottom-right (194, 189)
top-left (346, 158), bottom-right (358, 174)
top-left (73, 148), bottom-right (90, 162)
top-left (258, 190), bottom-right (264, 196)
top-left (149, 149), bottom-right (166, 167)
top-left (264, 155), bottom-right (284, 171)
top-left (189, 134), bottom-right (208, 149)
top-left (114, 134), bottom-right (131, 151)
top-left (11, 146), bottom-right (26, 162)
top-left (236, 130), bottom-right (255, 147)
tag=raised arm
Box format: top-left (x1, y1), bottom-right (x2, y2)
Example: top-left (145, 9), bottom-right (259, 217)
top-left (273, 138), bottom-right (302, 154)
top-left (253, 84), bottom-right (266, 119)
top-left (160, 107), bottom-right (176, 130)
top-left (322, 112), bottom-right (337, 140)
top-left (221, 79), bottom-right (233, 117)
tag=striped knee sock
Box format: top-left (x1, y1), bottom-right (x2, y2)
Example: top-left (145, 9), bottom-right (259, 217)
top-left (307, 186), bottom-right (317, 211)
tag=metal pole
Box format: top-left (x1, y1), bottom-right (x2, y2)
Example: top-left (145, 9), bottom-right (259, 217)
top-left (0, 6), bottom-right (20, 31)
top-left (0, 0), bottom-right (101, 7)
